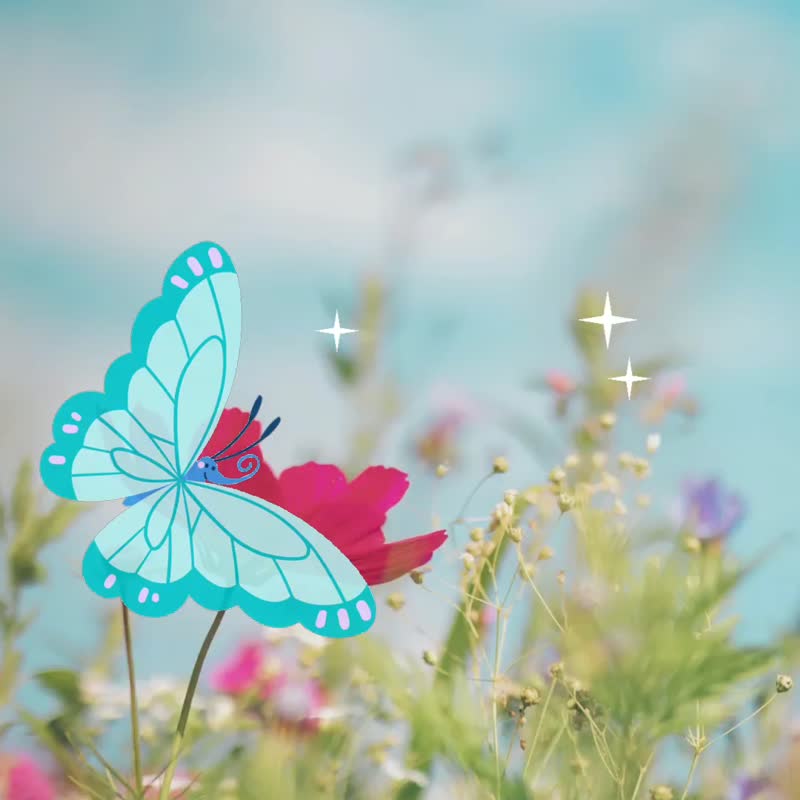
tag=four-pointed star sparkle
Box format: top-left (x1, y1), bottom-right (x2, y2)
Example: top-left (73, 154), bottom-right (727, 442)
top-left (317, 311), bottom-right (358, 352)
top-left (610, 358), bottom-right (649, 399)
top-left (580, 292), bottom-right (635, 349)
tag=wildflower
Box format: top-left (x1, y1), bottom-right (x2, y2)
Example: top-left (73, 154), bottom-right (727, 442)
top-left (549, 467), bottom-right (567, 485)
top-left (557, 493), bottom-right (574, 513)
top-left (649, 786), bottom-right (674, 800)
top-left (565, 453), bottom-right (580, 469)
top-left (504, 489), bottom-right (518, 506)
top-left (728, 776), bottom-right (772, 800)
top-left (204, 409), bottom-right (447, 584)
top-left (382, 758), bottom-right (429, 788)
top-left (681, 478), bottom-right (745, 541)
top-left (435, 463), bottom-right (449, 478)
top-left (776, 674), bottom-right (793, 693)
top-left (521, 687), bottom-right (541, 707)
top-left (210, 642), bottom-right (264, 696)
top-left (469, 527), bottom-right (484, 542)
top-left (493, 456), bottom-right (510, 474)
top-left (1, 754), bottom-right (57, 800)
top-left (545, 369), bottom-right (577, 397)
top-left (509, 526), bottom-right (523, 543)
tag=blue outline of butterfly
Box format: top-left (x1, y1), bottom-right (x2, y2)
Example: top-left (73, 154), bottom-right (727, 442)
top-left (40, 242), bottom-right (375, 638)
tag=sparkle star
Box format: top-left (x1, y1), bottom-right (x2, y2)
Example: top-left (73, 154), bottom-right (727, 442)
top-left (610, 358), bottom-right (649, 399)
top-left (317, 311), bottom-right (358, 352)
top-left (580, 292), bottom-right (636, 348)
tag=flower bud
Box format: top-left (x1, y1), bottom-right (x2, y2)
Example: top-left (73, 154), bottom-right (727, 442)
top-left (537, 545), bottom-right (554, 561)
top-left (592, 451), bottom-right (608, 469)
top-left (504, 489), bottom-right (518, 506)
top-left (777, 674), bottom-right (793, 694)
top-left (521, 687), bottom-right (540, 707)
top-left (557, 493), bottom-right (574, 513)
top-left (549, 467), bottom-right (567, 485)
top-left (410, 569), bottom-right (425, 585)
top-left (422, 650), bottom-right (438, 667)
top-left (565, 453), bottom-right (580, 469)
top-left (548, 661), bottom-right (564, 678)
top-left (461, 552), bottom-right (475, 570)
top-left (649, 786), bottom-right (674, 800)
top-left (683, 535), bottom-right (701, 554)
top-left (470, 527), bottom-right (484, 542)
top-left (386, 593), bottom-right (406, 610)
top-left (493, 456), bottom-right (509, 474)
top-left (646, 433), bottom-right (661, 453)
top-left (509, 526), bottom-right (522, 543)
top-left (435, 464), bottom-right (449, 478)
top-left (599, 412), bottom-right (616, 430)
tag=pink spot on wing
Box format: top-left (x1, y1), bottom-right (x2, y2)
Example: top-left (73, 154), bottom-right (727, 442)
top-left (152, 593), bottom-right (160, 604)
top-left (62, 423), bottom-right (79, 434)
top-left (208, 247), bottom-right (223, 268)
top-left (49, 455), bottom-right (66, 465)
top-left (337, 608), bottom-right (350, 631)
top-left (71, 412), bottom-right (82, 421)
top-left (104, 575), bottom-right (116, 589)
top-left (187, 256), bottom-right (203, 276)
top-left (356, 600), bottom-right (372, 621)
top-left (171, 275), bottom-right (189, 289)
top-left (138, 588), bottom-right (149, 603)
top-left (315, 610), bottom-right (327, 628)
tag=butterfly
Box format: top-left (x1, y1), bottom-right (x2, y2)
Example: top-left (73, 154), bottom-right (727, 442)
top-left (40, 242), bottom-right (375, 638)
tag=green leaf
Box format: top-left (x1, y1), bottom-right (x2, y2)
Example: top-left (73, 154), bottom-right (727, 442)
top-left (31, 499), bottom-right (84, 547)
top-left (10, 460), bottom-right (35, 530)
top-left (35, 668), bottom-right (85, 711)
top-left (327, 350), bottom-right (359, 385)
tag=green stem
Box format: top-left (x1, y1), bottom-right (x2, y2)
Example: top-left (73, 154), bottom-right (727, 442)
top-left (679, 751), bottom-right (700, 800)
top-left (122, 603), bottom-right (143, 796)
top-left (158, 611), bottom-right (225, 800)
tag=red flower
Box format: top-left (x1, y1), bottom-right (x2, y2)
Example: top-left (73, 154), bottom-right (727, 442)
top-left (202, 409), bottom-right (447, 585)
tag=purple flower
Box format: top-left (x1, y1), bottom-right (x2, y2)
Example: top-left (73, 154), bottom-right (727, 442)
top-left (729, 775), bottom-right (773, 800)
top-left (681, 478), bottom-right (745, 541)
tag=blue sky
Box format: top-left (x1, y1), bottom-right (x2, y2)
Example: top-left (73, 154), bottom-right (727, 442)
top-left (1, 0), bottom-right (799, 727)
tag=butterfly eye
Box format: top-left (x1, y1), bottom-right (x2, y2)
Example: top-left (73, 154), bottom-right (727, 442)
top-left (211, 465), bottom-right (217, 471)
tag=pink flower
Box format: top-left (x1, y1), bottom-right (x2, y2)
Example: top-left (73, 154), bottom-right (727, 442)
top-left (545, 370), bottom-right (577, 397)
top-left (2, 754), bottom-right (56, 800)
top-left (210, 641), bottom-right (265, 695)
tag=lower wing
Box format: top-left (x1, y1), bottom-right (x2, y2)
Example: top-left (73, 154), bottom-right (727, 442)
top-left (83, 481), bottom-right (376, 638)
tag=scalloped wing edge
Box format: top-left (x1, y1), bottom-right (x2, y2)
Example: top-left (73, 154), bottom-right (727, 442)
top-left (40, 242), bottom-right (238, 500)
top-left (82, 541), bottom-right (376, 638)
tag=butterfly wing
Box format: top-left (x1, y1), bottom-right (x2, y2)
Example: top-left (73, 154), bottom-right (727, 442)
top-left (83, 482), bottom-right (376, 638)
top-left (40, 243), bottom-right (241, 501)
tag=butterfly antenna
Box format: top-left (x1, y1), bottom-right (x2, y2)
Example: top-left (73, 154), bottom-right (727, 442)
top-left (213, 395), bottom-right (263, 458)
top-left (217, 417), bottom-right (281, 461)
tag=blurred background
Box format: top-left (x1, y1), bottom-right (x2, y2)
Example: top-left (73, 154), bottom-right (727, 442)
top-left (1, 0), bottom-right (799, 791)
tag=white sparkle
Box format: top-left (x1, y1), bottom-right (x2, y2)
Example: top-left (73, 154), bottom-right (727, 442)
top-left (317, 311), bottom-right (358, 352)
top-left (580, 292), bottom-right (636, 348)
top-left (610, 358), bottom-right (650, 400)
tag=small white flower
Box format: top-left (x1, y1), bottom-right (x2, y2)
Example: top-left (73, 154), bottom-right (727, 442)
top-left (646, 432), bottom-right (661, 453)
top-left (264, 624), bottom-right (330, 650)
top-left (382, 757), bottom-right (429, 787)
top-left (206, 695), bottom-right (236, 731)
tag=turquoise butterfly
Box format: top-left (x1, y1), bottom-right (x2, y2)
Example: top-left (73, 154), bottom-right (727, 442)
top-left (40, 242), bottom-right (375, 638)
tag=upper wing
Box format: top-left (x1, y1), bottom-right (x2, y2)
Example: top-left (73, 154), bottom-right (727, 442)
top-left (82, 482), bottom-right (376, 638)
top-left (41, 243), bottom-right (241, 501)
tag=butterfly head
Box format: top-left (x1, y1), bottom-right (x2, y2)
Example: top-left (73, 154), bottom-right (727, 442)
top-left (188, 396), bottom-right (281, 487)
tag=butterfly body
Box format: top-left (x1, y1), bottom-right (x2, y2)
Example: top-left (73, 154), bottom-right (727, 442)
top-left (41, 243), bottom-right (375, 638)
